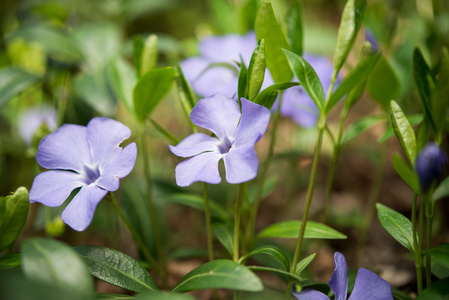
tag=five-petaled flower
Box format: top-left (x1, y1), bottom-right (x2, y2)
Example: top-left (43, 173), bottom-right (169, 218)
top-left (416, 142), bottom-right (447, 191)
top-left (169, 94), bottom-right (271, 187)
top-left (29, 117), bottom-right (137, 231)
top-left (292, 252), bottom-right (393, 300)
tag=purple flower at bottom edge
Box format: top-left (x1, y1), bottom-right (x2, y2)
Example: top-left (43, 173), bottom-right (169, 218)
top-left (292, 252), bottom-right (393, 300)
top-left (29, 117), bottom-right (137, 231)
top-left (169, 94), bottom-right (271, 187)
top-left (416, 142), bottom-right (447, 191)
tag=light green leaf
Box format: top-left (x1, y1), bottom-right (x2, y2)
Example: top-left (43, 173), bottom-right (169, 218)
top-left (208, 0), bottom-right (238, 33)
top-left (21, 238), bottom-right (94, 299)
top-left (0, 68), bottom-right (39, 107)
top-left (175, 65), bottom-right (196, 124)
top-left (285, 0), bottom-right (304, 56)
top-left (390, 100), bottom-right (417, 166)
top-left (295, 253), bottom-right (316, 275)
top-left (133, 67), bottom-right (175, 122)
top-left (283, 49), bottom-right (325, 111)
top-left (134, 36), bottom-right (144, 78)
top-left (136, 291), bottom-right (196, 300)
top-left (431, 176), bottom-right (449, 203)
top-left (74, 246), bottom-right (158, 292)
top-left (378, 114), bottom-right (423, 143)
top-left (247, 265), bottom-right (303, 283)
top-left (0, 253), bottom-right (21, 269)
top-left (368, 56), bottom-right (400, 112)
top-left (238, 56), bottom-right (248, 100)
top-left (172, 259), bottom-right (263, 292)
top-left (341, 115), bottom-right (385, 145)
top-left (163, 194), bottom-right (230, 221)
top-left (393, 153), bottom-right (420, 194)
top-left (376, 203), bottom-right (414, 253)
top-left (255, 0), bottom-right (292, 83)
top-left (108, 56), bottom-right (137, 115)
top-left (257, 220), bottom-right (347, 240)
top-left (248, 39), bottom-right (266, 101)
top-left (239, 245), bottom-right (290, 271)
top-left (0, 187), bottom-right (29, 251)
top-left (140, 34), bottom-right (158, 76)
top-left (212, 223), bottom-right (234, 257)
top-left (253, 81), bottom-right (299, 109)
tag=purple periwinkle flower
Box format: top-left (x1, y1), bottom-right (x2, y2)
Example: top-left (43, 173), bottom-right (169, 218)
top-left (169, 94), bottom-right (271, 187)
top-left (29, 117), bottom-right (137, 231)
top-left (180, 31), bottom-right (274, 98)
top-left (416, 143), bottom-right (447, 191)
top-left (292, 252), bottom-right (393, 300)
top-left (18, 107), bottom-right (57, 145)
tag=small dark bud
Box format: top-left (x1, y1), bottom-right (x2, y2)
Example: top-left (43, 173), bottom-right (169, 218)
top-left (416, 143), bottom-right (447, 190)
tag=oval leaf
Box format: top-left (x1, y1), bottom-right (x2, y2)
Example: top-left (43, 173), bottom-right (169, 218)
top-left (427, 244), bottom-right (449, 271)
top-left (172, 259), bottom-right (263, 292)
top-left (431, 176), bottom-right (449, 203)
top-left (0, 187), bottom-right (29, 251)
top-left (253, 81), bottom-right (299, 109)
top-left (390, 100), bottom-right (417, 166)
top-left (141, 34), bottom-right (158, 76)
top-left (21, 238), bottom-right (94, 298)
top-left (133, 67), bottom-right (175, 122)
top-left (240, 245), bottom-right (290, 271)
top-left (248, 39), bottom-right (266, 101)
top-left (257, 220), bottom-right (347, 240)
top-left (295, 253), bottom-right (316, 275)
top-left (212, 222), bottom-right (234, 257)
top-left (255, 0), bottom-right (292, 83)
top-left (376, 203), bottom-right (414, 253)
top-left (74, 245), bottom-right (158, 292)
top-left (393, 153), bottom-right (420, 194)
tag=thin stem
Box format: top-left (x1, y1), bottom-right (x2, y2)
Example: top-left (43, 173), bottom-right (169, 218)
top-left (108, 192), bottom-right (161, 274)
top-left (418, 194), bottom-right (425, 291)
top-left (425, 193), bottom-right (434, 287)
top-left (289, 126), bottom-right (325, 274)
top-left (234, 183), bottom-right (245, 262)
top-left (140, 125), bottom-right (168, 287)
top-left (203, 183), bottom-right (214, 261)
top-left (412, 193), bottom-right (423, 294)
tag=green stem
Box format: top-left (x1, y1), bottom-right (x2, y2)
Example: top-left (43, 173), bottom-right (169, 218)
top-left (140, 125), bottom-right (168, 287)
top-left (418, 194), bottom-right (425, 291)
top-left (412, 193), bottom-right (423, 294)
top-left (108, 192), bottom-right (161, 274)
top-left (425, 194), bottom-right (434, 287)
top-left (234, 183), bottom-right (245, 262)
top-left (203, 183), bottom-right (214, 261)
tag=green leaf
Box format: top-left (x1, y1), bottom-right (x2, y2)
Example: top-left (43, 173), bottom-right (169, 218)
top-left (167, 248), bottom-right (209, 261)
top-left (378, 114), bottom-right (423, 143)
top-left (108, 57), bottom-right (137, 115)
top-left (96, 294), bottom-right (133, 299)
top-left (295, 253), bottom-right (316, 275)
top-left (134, 36), bottom-right (144, 78)
top-left (172, 259), bottom-right (263, 292)
top-left (393, 153), bottom-right (420, 194)
top-left (255, 0), bottom-right (292, 83)
top-left (432, 47), bottom-right (449, 136)
top-left (376, 203), bottom-right (414, 253)
top-left (431, 176), bottom-right (449, 203)
top-left (427, 244), bottom-right (449, 278)
top-left (0, 187), bottom-right (29, 251)
top-left (341, 115), bottom-right (385, 145)
top-left (283, 49), bottom-right (325, 111)
top-left (175, 65), bottom-right (196, 123)
top-left (367, 56), bottom-right (400, 111)
top-left (416, 278), bottom-right (449, 300)
top-left (333, 0), bottom-right (366, 74)
top-left (285, 0), bottom-right (304, 56)
top-left (413, 48), bottom-right (436, 131)
top-left (257, 220), bottom-right (347, 240)
top-left (0, 253), bottom-right (21, 269)
top-left (212, 222), bottom-right (234, 257)
top-left (326, 53), bottom-right (380, 113)
top-left (238, 56), bottom-right (248, 100)
top-left (247, 39), bottom-right (266, 101)
top-left (247, 265), bottom-right (303, 283)
top-left (253, 82), bottom-right (299, 109)
top-left (208, 0), bottom-right (238, 34)
top-left (74, 246), bottom-right (158, 292)
top-left (140, 34), bottom-right (158, 76)
top-left (0, 68), bottom-right (39, 107)
top-left (136, 291), bottom-right (196, 300)
top-left (163, 193), bottom-right (230, 221)
top-left (21, 238), bottom-right (94, 299)
top-left (239, 245), bottom-right (290, 271)
top-left (133, 67), bottom-right (175, 122)
top-left (389, 100), bottom-right (417, 166)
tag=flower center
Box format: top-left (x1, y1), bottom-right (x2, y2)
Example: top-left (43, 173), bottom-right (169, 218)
top-left (81, 164), bottom-right (101, 184)
top-left (217, 135), bottom-right (234, 154)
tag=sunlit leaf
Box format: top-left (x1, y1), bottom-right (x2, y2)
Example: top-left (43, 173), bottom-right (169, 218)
top-left (253, 81), bottom-right (299, 109)
top-left (140, 34), bottom-right (158, 76)
top-left (240, 245), bottom-right (290, 271)
top-left (390, 100), bottom-right (417, 166)
top-left (247, 39), bottom-right (266, 101)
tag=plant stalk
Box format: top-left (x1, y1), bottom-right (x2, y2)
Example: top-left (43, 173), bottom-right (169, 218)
top-left (234, 183), bottom-right (245, 262)
top-left (412, 193), bottom-right (423, 294)
top-left (203, 183), bottom-right (214, 261)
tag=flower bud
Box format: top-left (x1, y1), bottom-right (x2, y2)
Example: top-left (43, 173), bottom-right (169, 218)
top-left (416, 143), bottom-right (447, 190)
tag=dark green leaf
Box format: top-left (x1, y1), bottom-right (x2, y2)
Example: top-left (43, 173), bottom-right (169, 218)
top-left (295, 253), bottom-right (316, 275)
top-left (238, 56), bottom-right (248, 100)
top-left (390, 100), bottom-right (417, 166)
top-left (431, 176), bottom-right (449, 203)
top-left (239, 245), bottom-right (290, 271)
top-left (427, 244), bottom-right (449, 278)
top-left (393, 153), bottom-right (420, 194)
top-left (376, 203), bottom-right (414, 253)
top-left (253, 81), bottom-right (299, 109)
top-left (167, 248), bottom-right (209, 261)
top-left (21, 238), bottom-right (94, 299)
top-left (133, 67), bottom-right (175, 122)
top-left (163, 194), bottom-right (230, 221)
top-left (0, 68), bottom-right (39, 107)
top-left (255, 0), bottom-right (292, 83)
top-left (247, 265), bottom-right (303, 283)
top-left (378, 114), bottom-right (423, 143)
top-left (247, 39), bottom-right (266, 101)
top-left (75, 246), bottom-right (158, 292)
top-left (367, 56), bottom-right (400, 111)
top-left (136, 291), bottom-right (195, 300)
top-left (0, 254), bottom-right (21, 269)
top-left (140, 34), bottom-right (158, 76)
top-left (432, 47), bottom-right (449, 136)
top-left (327, 53), bottom-right (380, 113)
top-left (416, 278), bottom-right (449, 300)
top-left (175, 65), bottom-right (196, 123)
top-left (212, 223), bottom-right (234, 257)
top-left (283, 49), bottom-right (325, 111)
top-left (286, 0), bottom-right (304, 56)
top-left (341, 115), bottom-right (385, 145)
top-left (0, 187), bottom-right (29, 251)
top-left (172, 259), bottom-right (263, 292)
top-left (257, 220), bottom-right (347, 240)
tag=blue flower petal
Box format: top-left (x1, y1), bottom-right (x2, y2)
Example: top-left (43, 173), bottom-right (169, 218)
top-left (174, 152), bottom-right (223, 187)
top-left (329, 252), bottom-right (348, 300)
top-left (30, 170), bottom-right (84, 207)
top-left (199, 32), bottom-right (256, 63)
top-left (347, 268), bottom-right (393, 300)
top-left (292, 287), bottom-right (330, 300)
top-left (36, 124), bottom-right (91, 173)
top-left (170, 133), bottom-right (219, 158)
top-left (281, 86), bottom-right (319, 128)
top-left (61, 184), bottom-right (108, 231)
top-left (233, 98), bottom-right (271, 146)
top-left (223, 144), bottom-right (258, 184)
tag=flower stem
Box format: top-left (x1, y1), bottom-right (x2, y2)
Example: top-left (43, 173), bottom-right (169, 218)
top-left (108, 192), bottom-right (161, 274)
top-left (412, 193), bottom-right (423, 294)
top-left (203, 183), bottom-right (214, 261)
top-left (418, 194), bottom-right (425, 291)
top-left (140, 125), bottom-right (168, 287)
top-left (234, 183), bottom-right (245, 262)
top-left (425, 195), bottom-right (434, 287)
